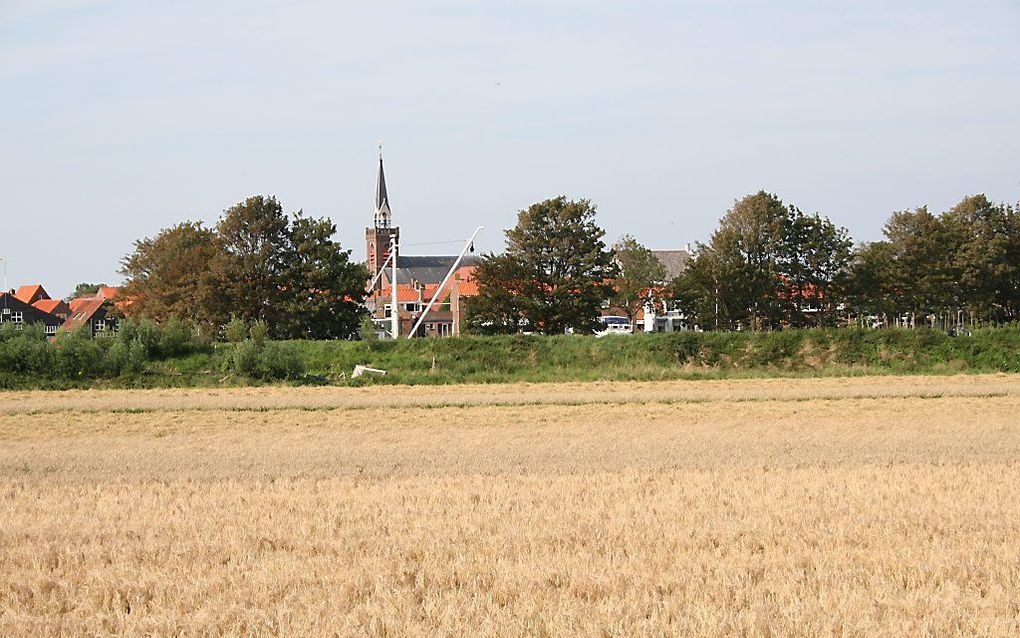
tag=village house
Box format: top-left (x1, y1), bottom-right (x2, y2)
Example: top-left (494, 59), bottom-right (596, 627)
top-left (14, 284), bottom-right (72, 322)
top-left (638, 246), bottom-right (695, 333)
top-left (63, 286), bottom-right (121, 337)
top-left (0, 291), bottom-right (65, 335)
top-left (597, 246), bottom-right (696, 334)
top-left (2, 284), bottom-right (121, 338)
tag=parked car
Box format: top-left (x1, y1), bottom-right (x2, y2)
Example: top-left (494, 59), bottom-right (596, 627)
top-left (595, 316), bottom-right (633, 337)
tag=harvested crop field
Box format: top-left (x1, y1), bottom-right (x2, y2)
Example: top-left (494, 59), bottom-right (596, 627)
top-left (2, 374), bottom-right (1020, 636)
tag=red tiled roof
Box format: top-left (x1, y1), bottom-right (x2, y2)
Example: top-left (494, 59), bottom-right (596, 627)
top-left (14, 284), bottom-right (48, 304)
top-left (98, 286), bottom-right (119, 300)
top-left (32, 298), bottom-right (69, 315)
top-left (61, 297), bottom-right (107, 332)
top-left (375, 285), bottom-right (423, 303)
top-left (453, 267), bottom-right (480, 297)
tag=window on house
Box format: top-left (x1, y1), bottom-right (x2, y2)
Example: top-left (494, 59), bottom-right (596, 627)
top-left (11, 311), bottom-right (23, 324)
top-left (405, 303), bottom-right (418, 312)
top-left (383, 304), bottom-right (392, 318)
top-left (437, 323), bottom-right (451, 337)
top-left (45, 325), bottom-right (57, 335)
top-left (94, 319), bottom-right (106, 332)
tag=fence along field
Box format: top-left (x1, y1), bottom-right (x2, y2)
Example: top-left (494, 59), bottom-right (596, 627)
top-left (2, 375), bottom-right (1020, 635)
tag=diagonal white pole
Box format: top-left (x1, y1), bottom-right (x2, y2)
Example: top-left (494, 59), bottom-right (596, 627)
top-left (407, 226), bottom-right (483, 339)
top-left (365, 250), bottom-right (394, 293)
top-left (391, 239), bottom-right (399, 339)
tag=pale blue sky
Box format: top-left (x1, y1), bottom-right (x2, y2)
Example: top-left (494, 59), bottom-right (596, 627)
top-left (2, 1), bottom-right (1018, 296)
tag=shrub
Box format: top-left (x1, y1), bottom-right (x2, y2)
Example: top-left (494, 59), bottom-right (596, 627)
top-left (160, 316), bottom-right (196, 357)
top-left (250, 320), bottom-right (269, 349)
top-left (225, 316), bottom-right (248, 343)
top-left (222, 339), bottom-right (305, 381)
top-left (258, 341), bottom-right (304, 380)
top-left (117, 318), bottom-right (161, 356)
top-left (227, 340), bottom-right (261, 378)
top-left (0, 325), bottom-right (53, 374)
top-left (359, 315), bottom-right (380, 342)
top-left (53, 328), bottom-right (104, 378)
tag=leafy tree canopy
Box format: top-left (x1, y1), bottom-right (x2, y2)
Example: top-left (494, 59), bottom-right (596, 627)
top-left (468, 196), bottom-right (618, 335)
top-left (120, 196), bottom-right (367, 339)
top-left (611, 235), bottom-right (666, 325)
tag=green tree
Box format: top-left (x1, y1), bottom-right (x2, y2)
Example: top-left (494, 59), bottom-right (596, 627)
top-left (846, 241), bottom-right (898, 323)
top-left (942, 194), bottom-right (1020, 322)
top-left (779, 210), bottom-right (853, 327)
top-left (670, 192), bottom-right (853, 330)
top-left (611, 235), bottom-right (667, 327)
top-left (119, 222), bottom-right (224, 326)
top-left (279, 213), bottom-right (368, 339)
top-left (669, 245), bottom-right (723, 329)
top-left (465, 254), bottom-right (531, 334)
top-left (66, 282), bottom-right (106, 301)
top-left (699, 191), bottom-right (789, 330)
top-left (121, 195), bottom-right (367, 340)
top-left (467, 197), bottom-right (618, 335)
top-left (882, 206), bottom-right (956, 322)
top-left (212, 195), bottom-right (293, 334)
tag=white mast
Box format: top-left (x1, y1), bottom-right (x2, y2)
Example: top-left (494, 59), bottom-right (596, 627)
top-left (390, 238), bottom-right (399, 339)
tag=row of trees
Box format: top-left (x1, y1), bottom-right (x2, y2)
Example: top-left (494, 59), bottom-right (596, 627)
top-left (120, 196), bottom-right (367, 339)
top-left (120, 191), bottom-right (1018, 338)
top-left (466, 192), bottom-right (1020, 335)
top-left (849, 196), bottom-right (1020, 324)
top-left (672, 192), bottom-right (1020, 330)
top-left (673, 191), bottom-right (853, 330)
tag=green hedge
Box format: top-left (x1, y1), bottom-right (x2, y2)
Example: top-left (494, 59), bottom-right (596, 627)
top-left (3, 325), bottom-right (1020, 389)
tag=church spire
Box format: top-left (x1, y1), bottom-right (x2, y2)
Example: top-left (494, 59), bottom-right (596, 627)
top-left (374, 150), bottom-right (392, 228)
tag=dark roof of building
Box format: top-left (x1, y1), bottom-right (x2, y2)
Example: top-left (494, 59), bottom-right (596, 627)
top-left (390, 255), bottom-right (483, 286)
top-left (651, 249), bottom-right (692, 281)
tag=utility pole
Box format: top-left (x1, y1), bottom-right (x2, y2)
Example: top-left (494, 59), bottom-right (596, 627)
top-left (390, 239), bottom-right (399, 339)
top-left (0, 257), bottom-right (8, 317)
top-left (714, 286), bottom-right (719, 330)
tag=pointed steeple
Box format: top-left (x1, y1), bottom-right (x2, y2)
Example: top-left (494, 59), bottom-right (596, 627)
top-left (374, 152), bottom-right (392, 228)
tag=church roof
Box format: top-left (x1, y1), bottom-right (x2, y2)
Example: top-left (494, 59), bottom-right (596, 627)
top-left (375, 156), bottom-right (388, 211)
top-left (374, 155), bottom-right (392, 227)
top-left (391, 255), bottom-right (483, 286)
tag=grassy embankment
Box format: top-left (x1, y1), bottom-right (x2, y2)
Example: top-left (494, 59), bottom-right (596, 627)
top-left (4, 326), bottom-right (1018, 389)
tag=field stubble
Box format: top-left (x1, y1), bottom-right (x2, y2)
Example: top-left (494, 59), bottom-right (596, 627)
top-left (2, 374), bottom-right (1020, 636)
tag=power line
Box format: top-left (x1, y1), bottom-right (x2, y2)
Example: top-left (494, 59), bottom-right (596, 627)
top-left (400, 239), bottom-right (474, 247)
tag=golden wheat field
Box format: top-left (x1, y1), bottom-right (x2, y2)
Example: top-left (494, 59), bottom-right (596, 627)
top-left (2, 375), bottom-right (1020, 636)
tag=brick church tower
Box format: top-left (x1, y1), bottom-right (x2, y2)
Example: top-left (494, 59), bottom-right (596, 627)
top-left (365, 153), bottom-right (399, 290)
